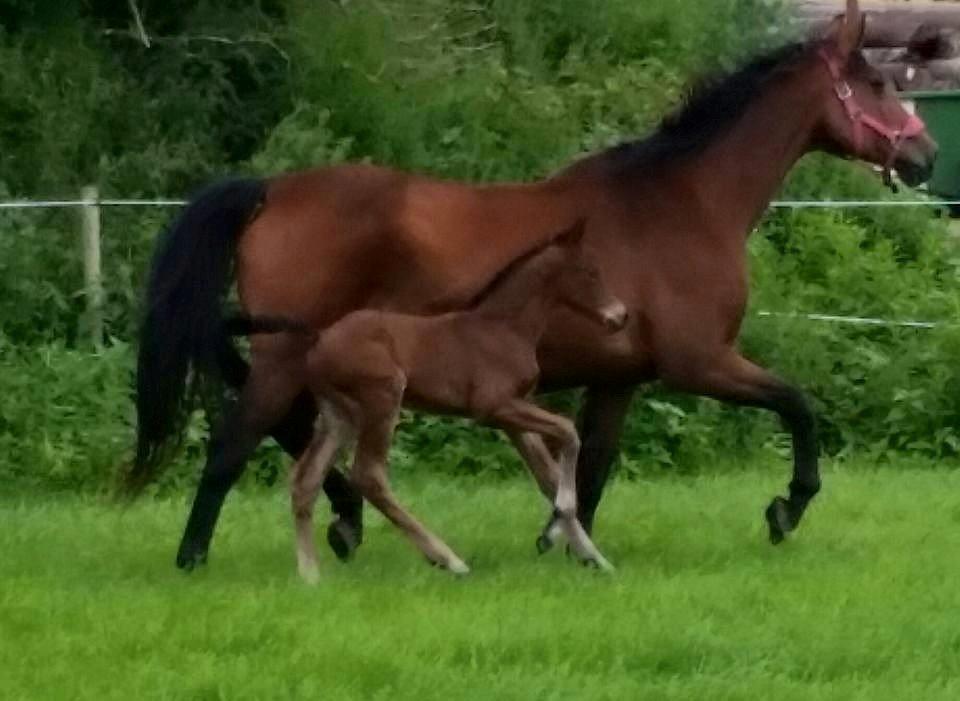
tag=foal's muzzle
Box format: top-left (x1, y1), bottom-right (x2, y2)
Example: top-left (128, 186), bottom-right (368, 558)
top-left (600, 302), bottom-right (629, 332)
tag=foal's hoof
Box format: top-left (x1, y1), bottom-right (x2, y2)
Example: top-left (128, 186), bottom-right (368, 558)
top-left (446, 558), bottom-right (471, 576)
top-left (586, 555), bottom-right (616, 573)
top-left (298, 564), bottom-right (321, 586)
top-left (535, 534), bottom-right (555, 555)
top-left (326, 518), bottom-right (361, 562)
top-left (765, 496), bottom-right (793, 545)
top-left (426, 556), bottom-right (471, 576)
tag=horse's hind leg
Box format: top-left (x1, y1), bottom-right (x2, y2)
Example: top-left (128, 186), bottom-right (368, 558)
top-left (176, 362), bottom-right (300, 570)
top-left (289, 403), bottom-right (351, 583)
top-left (495, 400), bottom-right (613, 571)
top-left (663, 350), bottom-right (819, 544)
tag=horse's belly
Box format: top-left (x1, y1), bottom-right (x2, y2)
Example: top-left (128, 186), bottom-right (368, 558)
top-left (537, 314), bottom-right (654, 390)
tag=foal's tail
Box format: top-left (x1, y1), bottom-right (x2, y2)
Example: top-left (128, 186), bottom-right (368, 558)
top-left (127, 178), bottom-right (266, 495)
top-left (222, 314), bottom-right (312, 337)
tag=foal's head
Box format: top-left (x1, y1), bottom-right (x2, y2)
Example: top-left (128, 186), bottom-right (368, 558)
top-left (541, 220), bottom-right (627, 332)
top-left (811, 0), bottom-right (937, 185)
top-left (475, 220), bottom-right (626, 330)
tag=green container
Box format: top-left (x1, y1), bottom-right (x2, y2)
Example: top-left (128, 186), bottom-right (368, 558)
top-left (901, 89), bottom-right (960, 199)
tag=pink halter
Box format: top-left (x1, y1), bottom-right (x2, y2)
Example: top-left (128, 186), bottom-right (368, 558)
top-left (819, 49), bottom-right (926, 186)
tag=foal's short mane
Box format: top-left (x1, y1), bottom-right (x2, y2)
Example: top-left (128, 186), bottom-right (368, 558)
top-left (465, 234), bottom-right (563, 310)
top-left (572, 41), bottom-right (815, 176)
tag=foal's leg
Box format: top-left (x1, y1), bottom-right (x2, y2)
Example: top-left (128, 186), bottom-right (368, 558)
top-left (664, 350), bottom-right (819, 544)
top-left (289, 405), bottom-right (351, 583)
top-left (271, 392), bottom-right (364, 562)
top-left (217, 338), bottom-right (364, 561)
top-left (495, 400), bottom-right (613, 571)
top-left (532, 384), bottom-right (636, 551)
top-left (349, 404), bottom-right (470, 574)
top-left (507, 431), bottom-right (564, 553)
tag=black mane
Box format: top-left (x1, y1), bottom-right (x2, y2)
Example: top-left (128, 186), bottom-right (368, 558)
top-left (590, 41), bottom-right (812, 174)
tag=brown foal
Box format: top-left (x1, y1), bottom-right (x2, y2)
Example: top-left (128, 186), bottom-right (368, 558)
top-left (282, 221), bottom-right (626, 581)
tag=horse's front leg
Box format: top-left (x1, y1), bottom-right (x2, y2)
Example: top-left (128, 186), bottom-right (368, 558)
top-left (573, 385), bottom-right (636, 535)
top-left (662, 349), bottom-right (820, 544)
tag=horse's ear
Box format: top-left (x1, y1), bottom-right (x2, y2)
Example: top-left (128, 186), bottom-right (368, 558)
top-left (821, 0), bottom-right (864, 56)
top-left (838, 0), bottom-right (864, 55)
top-left (555, 218), bottom-right (587, 247)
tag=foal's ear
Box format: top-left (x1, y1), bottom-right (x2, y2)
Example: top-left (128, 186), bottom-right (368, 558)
top-left (554, 218), bottom-right (587, 247)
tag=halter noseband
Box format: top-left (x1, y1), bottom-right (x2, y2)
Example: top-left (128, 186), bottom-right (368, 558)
top-left (819, 48), bottom-right (926, 189)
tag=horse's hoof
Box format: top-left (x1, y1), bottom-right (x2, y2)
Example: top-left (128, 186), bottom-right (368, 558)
top-left (326, 519), bottom-right (360, 562)
top-left (175, 545), bottom-right (208, 571)
top-left (536, 534), bottom-right (555, 555)
top-left (765, 496), bottom-right (792, 545)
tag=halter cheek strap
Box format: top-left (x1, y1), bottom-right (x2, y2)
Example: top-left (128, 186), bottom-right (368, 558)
top-left (819, 48), bottom-right (926, 187)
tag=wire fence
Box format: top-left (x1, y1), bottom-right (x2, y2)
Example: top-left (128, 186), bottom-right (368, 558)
top-left (3, 193), bottom-right (960, 337)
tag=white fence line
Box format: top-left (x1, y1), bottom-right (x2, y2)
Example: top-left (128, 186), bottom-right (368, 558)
top-left (0, 199), bottom-right (187, 209)
top-left (754, 311), bottom-right (951, 329)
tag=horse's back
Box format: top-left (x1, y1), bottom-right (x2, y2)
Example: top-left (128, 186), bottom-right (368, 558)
top-left (236, 163), bottom-right (590, 328)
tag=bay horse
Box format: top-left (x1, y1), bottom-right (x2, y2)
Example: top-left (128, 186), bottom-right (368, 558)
top-left (264, 220), bottom-right (626, 581)
top-left (131, 0), bottom-right (937, 570)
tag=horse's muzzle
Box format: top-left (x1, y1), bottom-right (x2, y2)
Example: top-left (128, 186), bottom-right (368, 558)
top-left (895, 137), bottom-right (938, 187)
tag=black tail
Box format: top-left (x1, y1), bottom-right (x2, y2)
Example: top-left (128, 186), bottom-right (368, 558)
top-left (128, 178), bottom-right (266, 494)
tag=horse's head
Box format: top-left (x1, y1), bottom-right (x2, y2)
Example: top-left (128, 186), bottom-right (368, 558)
top-left (813, 0), bottom-right (937, 186)
top-left (551, 219), bottom-right (627, 332)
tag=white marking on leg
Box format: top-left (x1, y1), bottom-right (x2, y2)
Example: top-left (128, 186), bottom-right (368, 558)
top-left (562, 518), bottom-right (615, 572)
top-left (554, 483), bottom-right (576, 516)
top-left (446, 555), bottom-right (471, 575)
top-left (545, 516), bottom-right (564, 545)
top-left (297, 550), bottom-right (321, 585)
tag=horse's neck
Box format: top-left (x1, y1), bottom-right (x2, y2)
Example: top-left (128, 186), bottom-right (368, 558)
top-left (474, 256), bottom-right (558, 341)
top-left (678, 67), bottom-right (823, 237)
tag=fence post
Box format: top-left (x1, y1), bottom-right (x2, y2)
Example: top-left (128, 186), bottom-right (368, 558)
top-left (80, 185), bottom-right (104, 349)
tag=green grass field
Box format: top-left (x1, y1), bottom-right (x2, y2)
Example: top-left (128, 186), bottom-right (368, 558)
top-left (3, 463), bottom-right (960, 700)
